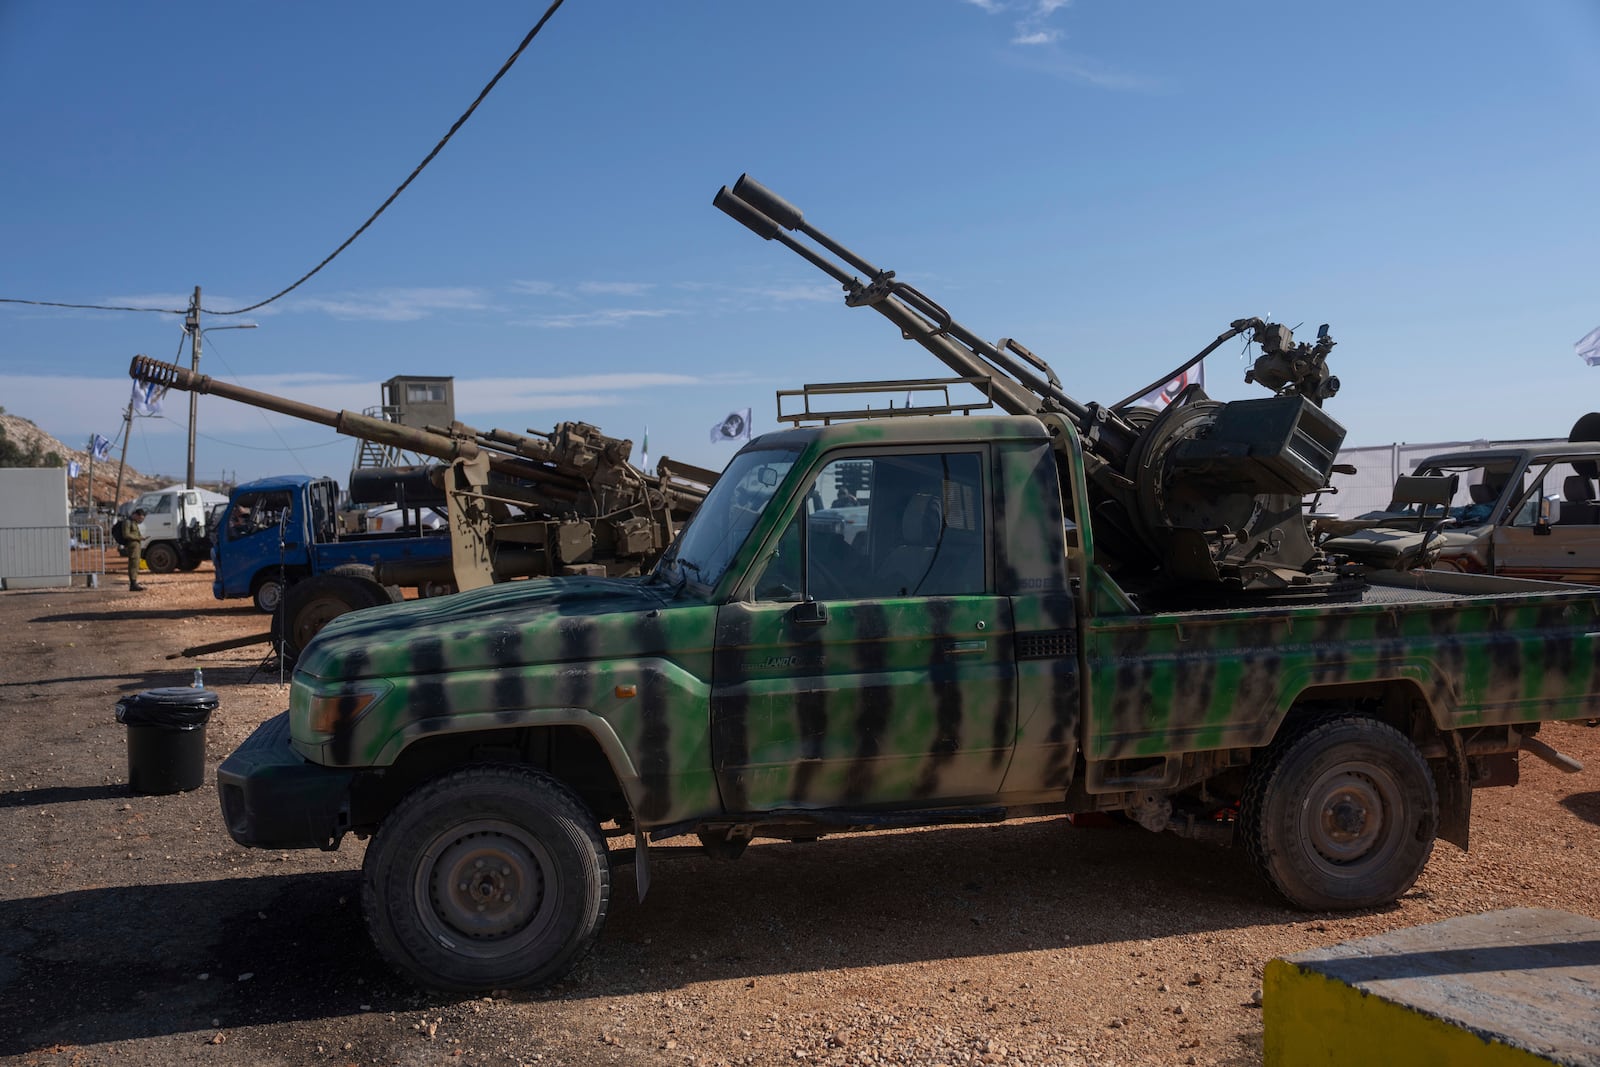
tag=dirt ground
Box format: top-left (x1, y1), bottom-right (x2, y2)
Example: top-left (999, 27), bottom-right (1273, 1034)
top-left (2, 570), bottom-right (1597, 1067)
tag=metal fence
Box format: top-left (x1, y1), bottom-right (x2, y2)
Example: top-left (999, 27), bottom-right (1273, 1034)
top-left (0, 523), bottom-right (108, 588)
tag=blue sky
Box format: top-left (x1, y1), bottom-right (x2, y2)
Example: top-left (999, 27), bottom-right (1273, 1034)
top-left (2, 1), bottom-right (1597, 488)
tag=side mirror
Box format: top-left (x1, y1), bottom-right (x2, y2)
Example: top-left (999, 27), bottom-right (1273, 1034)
top-left (1535, 495), bottom-right (1559, 535)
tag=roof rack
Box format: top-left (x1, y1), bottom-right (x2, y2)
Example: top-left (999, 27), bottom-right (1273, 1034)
top-left (775, 377), bottom-right (997, 427)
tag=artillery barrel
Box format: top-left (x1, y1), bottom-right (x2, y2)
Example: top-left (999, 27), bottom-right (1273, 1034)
top-left (129, 354), bottom-right (548, 483)
top-left (716, 176), bottom-right (1087, 422)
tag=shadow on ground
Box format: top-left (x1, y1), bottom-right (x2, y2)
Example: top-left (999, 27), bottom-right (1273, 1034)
top-left (0, 819), bottom-right (1325, 1053)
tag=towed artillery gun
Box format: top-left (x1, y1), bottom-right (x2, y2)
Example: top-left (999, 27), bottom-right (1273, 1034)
top-left (129, 354), bottom-right (713, 653)
top-left (715, 175), bottom-right (1354, 607)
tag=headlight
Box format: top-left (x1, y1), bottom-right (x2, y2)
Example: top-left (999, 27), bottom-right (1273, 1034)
top-left (293, 680), bottom-right (393, 738)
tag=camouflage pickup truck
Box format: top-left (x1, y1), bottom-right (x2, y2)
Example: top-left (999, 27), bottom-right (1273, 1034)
top-left (218, 411), bottom-right (1597, 992)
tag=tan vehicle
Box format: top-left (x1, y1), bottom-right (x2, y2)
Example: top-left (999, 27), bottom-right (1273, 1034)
top-left (1326, 418), bottom-right (1600, 583)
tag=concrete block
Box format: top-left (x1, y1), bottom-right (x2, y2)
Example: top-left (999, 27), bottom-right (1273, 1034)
top-left (1265, 908), bottom-right (1600, 1066)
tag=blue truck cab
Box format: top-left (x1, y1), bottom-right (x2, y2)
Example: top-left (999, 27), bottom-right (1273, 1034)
top-left (214, 474), bottom-right (452, 613)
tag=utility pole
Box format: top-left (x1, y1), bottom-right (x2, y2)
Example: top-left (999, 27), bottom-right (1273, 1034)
top-left (113, 400), bottom-right (134, 508)
top-left (185, 285), bottom-right (201, 490)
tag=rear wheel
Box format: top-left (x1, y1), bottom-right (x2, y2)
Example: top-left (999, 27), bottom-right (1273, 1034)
top-left (275, 574), bottom-right (392, 660)
top-left (362, 766), bottom-right (610, 992)
top-left (1240, 714), bottom-right (1438, 910)
top-left (143, 542), bottom-right (180, 573)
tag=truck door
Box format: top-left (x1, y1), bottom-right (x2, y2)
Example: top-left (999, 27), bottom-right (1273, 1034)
top-left (712, 449), bottom-right (1017, 812)
top-left (215, 488), bottom-right (296, 598)
top-left (1491, 458), bottom-right (1600, 583)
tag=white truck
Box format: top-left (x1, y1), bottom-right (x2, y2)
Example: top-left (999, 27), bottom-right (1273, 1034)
top-left (122, 484), bottom-right (229, 573)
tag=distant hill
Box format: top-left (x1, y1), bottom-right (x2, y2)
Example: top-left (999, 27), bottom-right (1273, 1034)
top-left (0, 409), bottom-right (173, 507)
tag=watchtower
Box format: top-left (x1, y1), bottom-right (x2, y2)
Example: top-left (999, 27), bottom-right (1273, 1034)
top-left (353, 376), bottom-right (457, 470)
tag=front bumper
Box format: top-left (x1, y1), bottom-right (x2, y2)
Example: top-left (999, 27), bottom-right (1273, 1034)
top-left (217, 711), bottom-right (357, 850)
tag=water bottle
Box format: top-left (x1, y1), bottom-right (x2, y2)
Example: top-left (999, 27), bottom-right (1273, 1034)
top-left (191, 668), bottom-right (204, 689)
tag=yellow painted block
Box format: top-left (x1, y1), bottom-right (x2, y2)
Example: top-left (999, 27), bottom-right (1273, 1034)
top-left (1264, 909), bottom-right (1600, 1067)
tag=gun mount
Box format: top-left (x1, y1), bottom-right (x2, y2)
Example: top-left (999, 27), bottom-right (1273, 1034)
top-left (128, 355), bottom-right (712, 593)
top-left (714, 174), bottom-right (1352, 603)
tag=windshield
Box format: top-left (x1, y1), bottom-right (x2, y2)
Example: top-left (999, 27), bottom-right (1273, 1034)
top-left (1393, 460), bottom-right (1528, 525)
top-left (655, 447), bottom-right (800, 592)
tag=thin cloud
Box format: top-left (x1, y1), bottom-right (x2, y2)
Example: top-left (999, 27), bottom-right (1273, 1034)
top-left (518, 308), bottom-right (685, 329)
top-left (293, 287), bottom-right (492, 322)
top-left (1012, 30), bottom-right (1060, 45)
top-left (576, 281), bottom-right (656, 296)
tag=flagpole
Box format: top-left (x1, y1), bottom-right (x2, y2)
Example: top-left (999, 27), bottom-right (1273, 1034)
top-left (85, 436), bottom-right (95, 509)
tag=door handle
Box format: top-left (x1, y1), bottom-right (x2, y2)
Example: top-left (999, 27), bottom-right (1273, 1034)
top-left (945, 640), bottom-right (987, 656)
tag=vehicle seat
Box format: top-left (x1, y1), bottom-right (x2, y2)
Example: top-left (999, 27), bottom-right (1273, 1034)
top-left (1559, 475), bottom-right (1600, 524)
top-left (1468, 484), bottom-right (1497, 505)
top-left (1322, 473), bottom-right (1459, 570)
top-left (878, 492), bottom-right (942, 596)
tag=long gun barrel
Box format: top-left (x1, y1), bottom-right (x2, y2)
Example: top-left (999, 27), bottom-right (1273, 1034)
top-left (130, 353), bottom-right (712, 591)
top-left (128, 354), bottom-right (551, 484)
top-left (716, 175), bottom-right (1352, 604)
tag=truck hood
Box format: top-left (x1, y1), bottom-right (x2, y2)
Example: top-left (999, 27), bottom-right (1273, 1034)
top-left (295, 575), bottom-right (691, 682)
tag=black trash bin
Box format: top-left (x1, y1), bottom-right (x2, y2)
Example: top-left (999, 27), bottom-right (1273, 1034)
top-left (116, 687), bottom-right (219, 795)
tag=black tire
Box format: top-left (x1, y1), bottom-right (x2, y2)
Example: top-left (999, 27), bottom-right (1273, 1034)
top-left (178, 557), bottom-right (203, 571)
top-left (278, 574), bottom-right (392, 660)
top-left (361, 766), bottom-right (610, 993)
top-left (1240, 714), bottom-right (1438, 910)
top-left (143, 542), bottom-right (180, 574)
top-left (325, 563), bottom-right (404, 604)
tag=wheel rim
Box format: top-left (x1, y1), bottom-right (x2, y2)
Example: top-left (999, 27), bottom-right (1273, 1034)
top-left (257, 581), bottom-right (281, 613)
top-left (1301, 762), bottom-right (1405, 875)
top-left (414, 818), bottom-right (561, 958)
top-left (290, 594), bottom-right (353, 649)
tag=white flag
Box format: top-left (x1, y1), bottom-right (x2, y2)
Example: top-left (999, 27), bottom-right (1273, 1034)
top-left (131, 379), bottom-right (165, 416)
top-left (91, 434), bottom-right (111, 461)
top-left (1136, 363), bottom-right (1204, 409)
top-left (1576, 326), bottom-right (1600, 367)
top-left (710, 408), bottom-right (752, 444)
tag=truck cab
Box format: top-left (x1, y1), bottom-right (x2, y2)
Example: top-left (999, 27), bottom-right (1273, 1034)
top-left (1328, 441), bottom-right (1600, 583)
top-left (125, 484), bottom-right (229, 572)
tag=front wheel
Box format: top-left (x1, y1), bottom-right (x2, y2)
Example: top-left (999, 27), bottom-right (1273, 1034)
top-left (1239, 715), bottom-right (1438, 910)
top-left (143, 541), bottom-right (180, 573)
top-left (361, 766), bottom-right (610, 992)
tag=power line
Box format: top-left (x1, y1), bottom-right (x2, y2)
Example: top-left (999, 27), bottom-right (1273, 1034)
top-left (206, 0), bottom-right (567, 316)
top-left (0, 0), bottom-right (567, 321)
top-left (0, 297), bottom-right (184, 314)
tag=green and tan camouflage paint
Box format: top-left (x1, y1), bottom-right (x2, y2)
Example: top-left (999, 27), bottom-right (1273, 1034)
top-left (285, 413), bottom-right (1600, 835)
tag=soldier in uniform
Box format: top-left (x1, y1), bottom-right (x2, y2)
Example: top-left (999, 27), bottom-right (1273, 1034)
top-left (118, 508), bottom-right (147, 591)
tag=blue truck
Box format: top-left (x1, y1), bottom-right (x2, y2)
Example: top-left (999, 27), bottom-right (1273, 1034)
top-left (213, 473), bottom-right (453, 647)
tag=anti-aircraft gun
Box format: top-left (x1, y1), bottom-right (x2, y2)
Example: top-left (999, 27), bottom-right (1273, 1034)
top-left (714, 174), bottom-right (1353, 606)
top-left (129, 353), bottom-right (712, 608)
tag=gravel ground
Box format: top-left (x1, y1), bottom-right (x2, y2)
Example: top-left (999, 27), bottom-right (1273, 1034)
top-left (2, 570), bottom-right (1597, 1067)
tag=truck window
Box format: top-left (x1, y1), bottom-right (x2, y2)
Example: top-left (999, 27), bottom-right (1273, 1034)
top-left (227, 490), bottom-right (293, 540)
top-left (754, 451), bottom-right (986, 602)
top-left (660, 448), bottom-right (800, 592)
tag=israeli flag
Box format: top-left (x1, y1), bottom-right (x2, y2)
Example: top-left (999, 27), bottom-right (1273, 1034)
top-left (68, 460), bottom-right (81, 478)
top-left (131, 379), bottom-right (165, 416)
top-left (1576, 326), bottom-right (1600, 368)
top-left (91, 434), bottom-right (111, 461)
